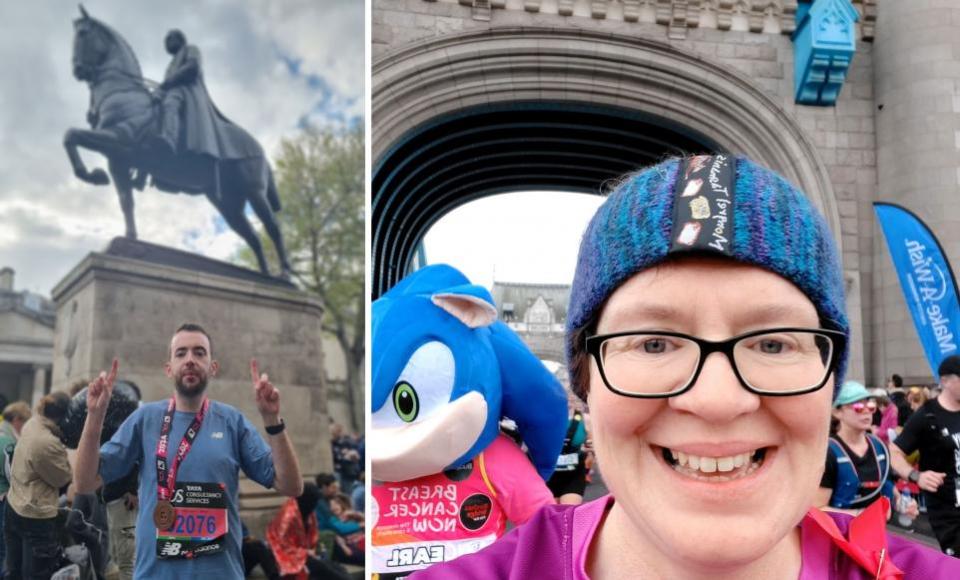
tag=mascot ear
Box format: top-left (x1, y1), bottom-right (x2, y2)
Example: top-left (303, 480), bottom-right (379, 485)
top-left (431, 284), bottom-right (497, 329)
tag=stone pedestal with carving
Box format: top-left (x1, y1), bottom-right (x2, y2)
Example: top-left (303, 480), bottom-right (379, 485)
top-left (50, 237), bottom-right (331, 533)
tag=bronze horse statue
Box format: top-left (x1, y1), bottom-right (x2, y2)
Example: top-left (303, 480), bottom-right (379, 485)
top-left (63, 7), bottom-right (291, 278)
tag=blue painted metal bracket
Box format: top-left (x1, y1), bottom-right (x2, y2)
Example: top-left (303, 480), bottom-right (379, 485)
top-left (793, 0), bottom-right (859, 106)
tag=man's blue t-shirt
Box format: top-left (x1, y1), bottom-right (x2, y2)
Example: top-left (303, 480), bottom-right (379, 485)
top-left (100, 400), bottom-right (275, 579)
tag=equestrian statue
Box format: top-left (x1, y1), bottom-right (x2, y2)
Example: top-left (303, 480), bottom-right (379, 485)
top-left (64, 6), bottom-right (292, 278)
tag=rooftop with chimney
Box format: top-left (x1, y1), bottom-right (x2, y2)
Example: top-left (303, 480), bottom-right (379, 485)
top-left (490, 281), bottom-right (570, 332)
top-left (0, 267), bottom-right (56, 328)
top-left (0, 267), bottom-right (55, 408)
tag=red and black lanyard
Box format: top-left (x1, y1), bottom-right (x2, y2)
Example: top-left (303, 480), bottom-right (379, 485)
top-left (155, 397), bottom-right (209, 502)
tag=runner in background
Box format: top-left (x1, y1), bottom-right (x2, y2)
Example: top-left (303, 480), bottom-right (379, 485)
top-left (892, 354), bottom-right (960, 557)
top-left (547, 390), bottom-right (592, 505)
top-left (817, 381), bottom-right (916, 520)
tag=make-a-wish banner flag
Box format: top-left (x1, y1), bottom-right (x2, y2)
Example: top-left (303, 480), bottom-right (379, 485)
top-left (875, 202), bottom-right (960, 375)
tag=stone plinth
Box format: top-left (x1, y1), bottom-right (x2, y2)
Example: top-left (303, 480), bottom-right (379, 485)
top-left (50, 238), bottom-right (331, 532)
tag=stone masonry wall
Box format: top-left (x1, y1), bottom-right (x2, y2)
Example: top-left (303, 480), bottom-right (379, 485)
top-left (870, 0), bottom-right (960, 385)
top-left (375, 0), bottom-right (879, 382)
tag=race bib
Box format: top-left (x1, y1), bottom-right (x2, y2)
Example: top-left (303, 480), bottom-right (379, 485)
top-left (556, 452), bottom-right (579, 467)
top-left (156, 482), bottom-right (228, 559)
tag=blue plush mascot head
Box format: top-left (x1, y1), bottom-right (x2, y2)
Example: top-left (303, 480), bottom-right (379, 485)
top-left (371, 264), bottom-right (568, 483)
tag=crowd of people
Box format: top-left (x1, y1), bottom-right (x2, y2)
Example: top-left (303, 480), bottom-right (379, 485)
top-left (0, 323), bottom-right (363, 580)
top-left (240, 475), bottom-right (364, 580)
top-left (329, 424), bottom-right (364, 513)
top-left (2, 395), bottom-right (71, 579)
top-left (810, 362), bottom-right (960, 558)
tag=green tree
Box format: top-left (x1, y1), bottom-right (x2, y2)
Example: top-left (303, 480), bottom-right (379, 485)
top-left (240, 124), bottom-right (364, 431)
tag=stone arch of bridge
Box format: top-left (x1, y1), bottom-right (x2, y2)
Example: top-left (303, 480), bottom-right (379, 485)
top-left (373, 27), bottom-right (840, 296)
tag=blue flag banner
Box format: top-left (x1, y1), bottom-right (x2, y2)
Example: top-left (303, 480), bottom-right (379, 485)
top-left (874, 202), bottom-right (960, 375)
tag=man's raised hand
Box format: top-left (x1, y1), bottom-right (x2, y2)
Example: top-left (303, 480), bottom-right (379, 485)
top-left (88, 358), bottom-right (118, 416)
top-left (250, 359), bottom-right (280, 420)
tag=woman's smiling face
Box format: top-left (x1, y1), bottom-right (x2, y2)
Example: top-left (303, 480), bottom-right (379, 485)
top-left (587, 256), bottom-right (834, 569)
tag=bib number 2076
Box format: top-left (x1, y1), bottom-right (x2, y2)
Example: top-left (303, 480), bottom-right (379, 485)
top-left (171, 514), bottom-right (219, 536)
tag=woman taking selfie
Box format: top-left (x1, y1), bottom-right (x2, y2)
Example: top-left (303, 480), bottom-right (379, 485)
top-left (413, 156), bottom-right (959, 578)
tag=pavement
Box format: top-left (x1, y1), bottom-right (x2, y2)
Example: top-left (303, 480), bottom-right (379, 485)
top-left (247, 558), bottom-right (364, 579)
top-left (887, 511), bottom-right (941, 549)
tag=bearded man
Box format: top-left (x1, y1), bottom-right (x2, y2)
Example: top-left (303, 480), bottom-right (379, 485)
top-left (73, 323), bottom-right (303, 579)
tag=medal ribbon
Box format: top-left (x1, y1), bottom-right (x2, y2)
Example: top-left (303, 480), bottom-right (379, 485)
top-left (803, 497), bottom-right (904, 579)
top-left (155, 397), bottom-right (209, 502)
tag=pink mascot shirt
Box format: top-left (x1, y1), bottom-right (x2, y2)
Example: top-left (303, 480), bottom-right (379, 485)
top-left (372, 435), bottom-right (554, 575)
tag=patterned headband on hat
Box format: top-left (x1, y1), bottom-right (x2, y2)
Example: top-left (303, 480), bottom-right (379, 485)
top-left (566, 155), bottom-right (849, 395)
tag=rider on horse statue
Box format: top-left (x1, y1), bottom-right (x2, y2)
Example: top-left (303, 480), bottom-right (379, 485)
top-left (66, 8), bottom-right (293, 278)
top-left (152, 29), bottom-right (260, 192)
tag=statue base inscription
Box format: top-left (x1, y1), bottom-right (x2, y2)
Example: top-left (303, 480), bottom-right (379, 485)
top-left (51, 238), bottom-right (330, 534)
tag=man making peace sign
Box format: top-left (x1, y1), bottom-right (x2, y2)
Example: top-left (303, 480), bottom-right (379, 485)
top-left (73, 323), bottom-right (303, 579)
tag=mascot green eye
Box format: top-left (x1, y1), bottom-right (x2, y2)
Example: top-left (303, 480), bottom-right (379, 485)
top-left (372, 341), bottom-right (454, 429)
top-left (392, 382), bottom-right (419, 422)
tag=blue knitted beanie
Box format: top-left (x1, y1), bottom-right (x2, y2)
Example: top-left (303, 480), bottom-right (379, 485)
top-left (566, 155), bottom-right (849, 396)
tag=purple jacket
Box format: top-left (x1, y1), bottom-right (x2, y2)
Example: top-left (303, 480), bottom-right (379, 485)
top-left (411, 495), bottom-right (960, 579)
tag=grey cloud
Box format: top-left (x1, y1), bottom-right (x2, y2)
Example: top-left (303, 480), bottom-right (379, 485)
top-left (0, 0), bottom-right (363, 292)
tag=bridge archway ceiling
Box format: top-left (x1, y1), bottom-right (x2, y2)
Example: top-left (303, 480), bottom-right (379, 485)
top-left (373, 103), bottom-right (715, 296)
top-left (373, 28), bottom-right (841, 296)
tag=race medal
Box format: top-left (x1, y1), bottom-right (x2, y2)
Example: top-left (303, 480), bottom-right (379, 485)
top-left (154, 500), bottom-right (176, 530)
top-left (155, 398), bottom-right (219, 559)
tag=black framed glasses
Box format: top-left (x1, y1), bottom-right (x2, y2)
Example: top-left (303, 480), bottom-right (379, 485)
top-left (585, 327), bottom-right (846, 398)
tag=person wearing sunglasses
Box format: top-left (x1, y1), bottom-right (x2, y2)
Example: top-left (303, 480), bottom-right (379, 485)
top-left (411, 155), bottom-right (960, 579)
top-left (817, 381), bottom-right (914, 519)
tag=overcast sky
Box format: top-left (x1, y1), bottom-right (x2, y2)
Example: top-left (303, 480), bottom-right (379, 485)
top-left (0, 0), bottom-right (363, 294)
top-left (423, 192), bottom-right (605, 289)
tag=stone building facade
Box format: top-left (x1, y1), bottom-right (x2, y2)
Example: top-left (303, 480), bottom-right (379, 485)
top-left (373, 0), bottom-right (958, 387)
top-left (491, 281), bottom-right (570, 362)
top-left (0, 268), bottom-right (54, 407)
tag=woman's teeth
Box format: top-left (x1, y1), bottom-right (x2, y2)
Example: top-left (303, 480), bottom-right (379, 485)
top-left (663, 448), bottom-right (766, 481)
